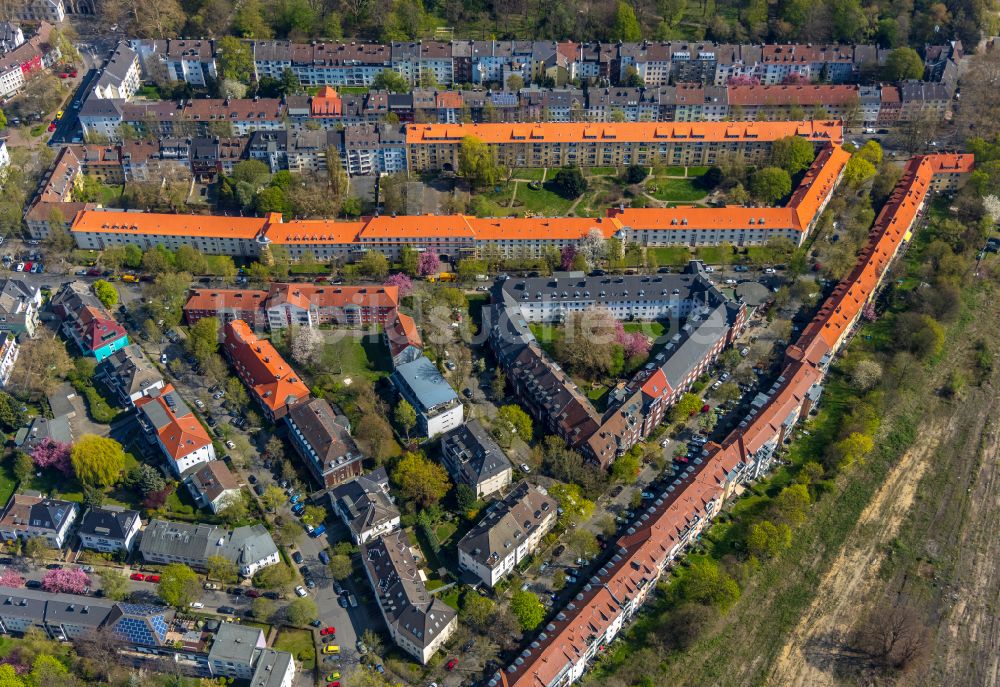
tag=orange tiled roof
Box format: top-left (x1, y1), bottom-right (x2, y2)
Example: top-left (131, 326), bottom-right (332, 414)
top-left (610, 205), bottom-right (795, 230)
top-left (223, 320), bottom-right (310, 414)
top-left (359, 214), bottom-right (476, 239)
top-left (184, 288), bottom-right (268, 312)
top-left (386, 311), bottom-right (422, 358)
top-left (71, 210), bottom-right (271, 239)
top-left (788, 144), bottom-right (851, 230)
top-left (467, 215), bottom-right (622, 240)
top-left (311, 86), bottom-right (343, 117)
top-left (134, 384), bottom-right (213, 461)
top-left (405, 120), bottom-right (844, 145)
top-left (266, 283), bottom-right (399, 310)
top-left (263, 219), bottom-right (366, 244)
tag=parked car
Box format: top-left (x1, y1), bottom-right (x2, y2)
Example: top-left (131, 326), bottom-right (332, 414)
top-left (130, 573), bottom-right (145, 581)
top-left (294, 586), bottom-right (308, 597)
top-left (25, 580), bottom-right (42, 589)
top-left (318, 550), bottom-right (330, 565)
top-left (217, 606), bottom-right (236, 615)
top-left (291, 551), bottom-right (303, 564)
top-left (189, 602), bottom-right (205, 609)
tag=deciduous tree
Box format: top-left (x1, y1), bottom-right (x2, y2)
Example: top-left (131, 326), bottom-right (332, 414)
top-left (391, 452), bottom-right (451, 508)
top-left (70, 435), bottom-right (126, 488)
top-left (510, 590), bottom-right (545, 631)
top-left (41, 568), bottom-right (90, 594)
top-left (157, 563), bottom-right (201, 608)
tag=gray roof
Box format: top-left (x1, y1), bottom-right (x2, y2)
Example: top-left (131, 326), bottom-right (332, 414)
top-left (139, 385), bottom-right (193, 431)
top-left (250, 648), bottom-right (293, 687)
top-left (139, 519), bottom-right (278, 570)
top-left (361, 530), bottom-right (456, 650)
top-left (0, 494), bottom-right (77, 534)
top-left (98, 344), bottom-right (163, 399)
top-left (440, 420), bottom-right (512, 488)
top-left (209, 622), bottom-right (264, 665)
top-left (287, 397), bottom-right (362, 474)
top-left (78, 506), bottom-right (140, 541)
top-left (330, 467), bottom-right (398, 538)
top-left (139, 519), bottom-right (217, 561)
top-left (391, 356), bottom-right (459, 414)
top-left (219, 525), bottom-right (278, 569)
top-left (0, 278), bottom-right (37, 315)
top-left (15, 414), bottom-right (73, 448)
top-left (457, 481), bottom-right (555, 570)
top-left (79, 94), bottom-right (125, 118)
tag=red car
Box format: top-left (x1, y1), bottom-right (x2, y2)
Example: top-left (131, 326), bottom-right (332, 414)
top-left (58, 72), bottom-right (68, 78)
top-left (146, 575), bottom-right (160, 583)
top-left (328, 683), bottom-right (340, 687)
top-left (70, 71), bottom-right (78, 77)
top-left (130, 573), bottom-right (145, 581)
top-left (245, 589), bottom-right (261, 598)
top-left (320, 626), bottom-right (336, 636)
top-left (446, 658), bottom-right (458, 671)
top-left (701, 404), bottom-right (710, 413)
top-left (47, 123), bottom-right (56, 132)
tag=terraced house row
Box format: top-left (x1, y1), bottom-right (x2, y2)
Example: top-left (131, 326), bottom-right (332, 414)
top-left (128, 37), bottom-right (961, 89)
top-left (485, 151), bottom-right (973, 687)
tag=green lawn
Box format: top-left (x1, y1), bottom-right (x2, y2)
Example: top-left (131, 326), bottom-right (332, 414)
top-left (510, 168), bottom-right (546, 182)
top-left (647, 177), bottom-right (707, 203)
top-left (586, 166), bottom-right (619, 176)
top-left (649, 246), bottom-right (694, 266)
top-left (623, 321), bottom-right (666, 338)
top-left (694, 245), bottom-right (734, 265)
top-left (321, 335), bottom-right (392, 382)
top-left (439, 586), bottom-right (461, 610)
top-left (435, 521), bottom-right (458, 543)
top-left (528, 324), bottom-right (560, 357)
top-left (656, 166), bottom-right (688, 177)
top-left (275, 628), bottom-right (316, 670)
top-left (164, 484), bottom-right (198, 517)
top-left (136, 85), bottom-right (162, 100)
top-left (0, 458), bottom-right (16, 507)
top-left (687, 166), bottom-right (710, 176)
top-left (517, 182), bottom-right (576, 216)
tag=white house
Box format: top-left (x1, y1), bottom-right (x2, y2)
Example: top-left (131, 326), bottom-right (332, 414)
top-left (0, 494), bottom-right (79, 549)
top-left (77, 506), bottom-right (142, 554)
top-left (135, 384), bottom-right (216, 475)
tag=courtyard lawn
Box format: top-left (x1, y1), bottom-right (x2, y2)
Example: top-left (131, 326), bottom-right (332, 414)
top-left (686, 166), bottom-right (710, 176)
top-left (695, 245), bottom-right (734, 265)
top-left (528, 324), bottom-right (560, 357)
top-left (517, 182), bottom-right (576, 216)
top-left (435, 521), bottom-right (458, 543)
top-left (623, 321), bottom-right (666, 339)
top-left (275, 629), bottom-right (316, 669)
top-left (472, 185), bottom-right (516, 217)
top-left (648, 246), bottom-right (693, 266)
top-left (164, 484), bottom-right (199, 518)
top-left (439, 586), bottom-right (461, 610)
top-left (647, 177), bottom-right (707, 203)
top-left (323, 335), bottom-right (392, 382)
top-left (511, 168), bottom-right (546, 182)
top-left (656, 165), bottom-right (688, 177)
top-left (586, 166), bottom-right (619, 177)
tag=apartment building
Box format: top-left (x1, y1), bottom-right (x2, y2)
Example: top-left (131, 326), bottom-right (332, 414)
top-left (208, 622), bottom-right (266, 679)
top-left (330, 468), bottom-right (400, 544)
top-left (97, 344), bottom-right (165, 406)
top-left (405, 121), bottom-right (843, 172)
top-left (0, 278), bottom-right (42, 337)
top-left (727, 84), bottom-right (862, 121)
top-left (384, 310), bottom-right (423, 367)
top-left (52, 282), bottom-right (129, 361)
top-left (286, 397), bottom-right (365, 489)
top-left (132, 39), bottom-right (217, 86)
top-left (0, 494), bottom-right (79, 548)
top-left (0, 586), bottom-right (174, 646)
top-left (0, 333), bottom-right (17, 387)
top-left (0, 21), bottom-right (58, 99)
top-left (184, 460), bottom-right (242, 514)
top-left (183, 288), bottom-right (269, 328)
top-left (222, 319), bottom-right (310, 422)
top-left (439, 420), bottom-right (513, 498)
top-left (139, 519), bottom-right (280, 577)
top-left (361, 530), bottom-right (458, 664)
top-left (92, 42), bottom-right (141, 100)
top-left (390, 356), bottom-right (463, 438)
top-left (6, 0), bottom-right (63, 23)
top-left (265, 283), bottom-right (399, 330)
top-left (77, 505), bottom-right (142, 553)
top-left (0, 23), bottom-right (24, 54)
top-left (135, 383), bottom-right (216, 476)
top-left (251, 40), bottom-right (391, 87)
top-left (458, 481), bottom-right (556, 587)
top-left (898, 80), bottom-right (952, 122)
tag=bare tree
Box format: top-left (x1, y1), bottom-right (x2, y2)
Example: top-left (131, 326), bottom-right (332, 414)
top-left (853, 603), bottom-right (931, 673)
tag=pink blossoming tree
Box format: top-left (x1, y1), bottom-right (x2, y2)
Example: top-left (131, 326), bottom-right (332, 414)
top-left (615, 322), bottom-right (652, 359)
top-left (417, 252), bottom-right (440, 277)
top-left (560, 246), bottom-right (577, 271)
top-left (31, 439), bottom-right (73, 477)
top-left (0, 570), bottom-right (24, 587)
top-left (41, 568), bottom-right (90, 595)
top-left (384, 273), bottom-right (415, 297)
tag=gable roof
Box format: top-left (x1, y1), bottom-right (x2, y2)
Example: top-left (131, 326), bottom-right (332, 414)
top-left (223, 320), bottom-right (310, 414)
top-left (134, 384), bottom-right (212, 461)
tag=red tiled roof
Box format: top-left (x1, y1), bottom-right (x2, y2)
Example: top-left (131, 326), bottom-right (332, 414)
top-left (223, 320), bottom-right (310, 414)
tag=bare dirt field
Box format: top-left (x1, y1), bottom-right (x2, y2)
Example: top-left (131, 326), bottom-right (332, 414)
top-left (770, 302), bottom-right (1000, 687)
